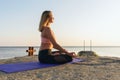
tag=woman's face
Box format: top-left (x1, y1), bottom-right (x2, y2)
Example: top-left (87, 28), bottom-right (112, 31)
top-left (49, 12), bottom-right (54, 23)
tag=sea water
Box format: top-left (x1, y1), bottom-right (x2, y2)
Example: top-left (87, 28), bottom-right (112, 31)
top-left (0, 46), bottom-right (120, 59)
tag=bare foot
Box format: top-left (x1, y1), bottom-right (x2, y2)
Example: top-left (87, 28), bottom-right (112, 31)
top-left (51, 52), bottom-right (60, 56)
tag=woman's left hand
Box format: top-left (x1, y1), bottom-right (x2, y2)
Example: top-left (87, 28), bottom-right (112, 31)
top-left (68, 52), bottom-right (77, 58)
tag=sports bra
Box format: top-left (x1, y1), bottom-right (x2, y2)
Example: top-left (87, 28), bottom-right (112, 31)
top-left (41, 37), bottom-right (51, 43)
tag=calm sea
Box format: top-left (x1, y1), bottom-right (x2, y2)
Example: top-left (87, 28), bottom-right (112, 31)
top-left (0, 46), bottom-right (120, 59)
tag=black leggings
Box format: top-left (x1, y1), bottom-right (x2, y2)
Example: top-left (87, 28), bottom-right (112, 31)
top-left (38, 49), bottom-right (73, 64)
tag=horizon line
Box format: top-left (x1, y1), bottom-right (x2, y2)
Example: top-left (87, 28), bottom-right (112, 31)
top-left (0, 45), bottom-right (120, 47)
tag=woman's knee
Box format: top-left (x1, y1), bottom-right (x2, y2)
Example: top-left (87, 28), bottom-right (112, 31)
top-left (65, 55), bottom-right (73, 61)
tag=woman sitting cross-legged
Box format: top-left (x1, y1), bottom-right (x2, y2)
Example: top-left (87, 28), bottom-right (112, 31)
top-left (38, 10), bottom-right (77, 64)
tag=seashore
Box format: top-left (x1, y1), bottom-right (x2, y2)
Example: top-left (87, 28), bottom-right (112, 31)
top-left (0, 55), bottom-right (120, 80)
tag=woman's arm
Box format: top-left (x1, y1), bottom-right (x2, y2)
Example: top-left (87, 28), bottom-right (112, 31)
top-left (45, 28), bottom-right (69, 54)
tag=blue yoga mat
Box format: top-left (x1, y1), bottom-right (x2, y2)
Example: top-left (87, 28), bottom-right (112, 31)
top-left (0, 58), bottom-right (83, 73)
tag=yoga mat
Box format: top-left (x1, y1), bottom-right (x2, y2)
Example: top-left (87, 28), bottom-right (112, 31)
top-left (0, 58), bottom-right (83, 73)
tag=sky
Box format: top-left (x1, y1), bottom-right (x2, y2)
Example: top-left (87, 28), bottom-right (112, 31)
top-left (0, 0), bottom-right (120, 46)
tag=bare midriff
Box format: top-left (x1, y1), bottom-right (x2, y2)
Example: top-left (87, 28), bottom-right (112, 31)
top-left (40, 42), bottom-right (53, 50)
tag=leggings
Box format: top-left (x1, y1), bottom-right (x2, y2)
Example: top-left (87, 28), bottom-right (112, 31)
top-left (38, 49), bottom-right (73, 64)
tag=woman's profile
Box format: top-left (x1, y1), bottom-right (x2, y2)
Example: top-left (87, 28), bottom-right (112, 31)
top-left (38, 10), bottom-right (77, 64)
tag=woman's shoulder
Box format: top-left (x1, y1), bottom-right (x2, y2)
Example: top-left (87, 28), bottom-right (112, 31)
top-left (42, 27), bottom-right (52, 35)
top-left (42, 27), bottom-right (53, 38)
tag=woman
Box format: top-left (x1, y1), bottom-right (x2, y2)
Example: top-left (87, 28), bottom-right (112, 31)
top-left (38, 10), bottom-right (76, 64)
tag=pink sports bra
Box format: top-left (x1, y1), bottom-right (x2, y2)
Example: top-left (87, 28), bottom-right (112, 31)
top-left (41, 37), bottom-right (51, 43)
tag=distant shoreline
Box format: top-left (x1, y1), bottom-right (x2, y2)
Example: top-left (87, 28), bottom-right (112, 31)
top-left (0, 46), bottom-right (120, 59)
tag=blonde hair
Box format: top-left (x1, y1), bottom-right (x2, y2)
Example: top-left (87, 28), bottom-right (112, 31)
top-left (39, 11), bottom-right (51, 32)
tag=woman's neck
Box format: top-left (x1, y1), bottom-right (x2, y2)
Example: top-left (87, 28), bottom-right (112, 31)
top-left (46, 23), bottom-right (51, 27)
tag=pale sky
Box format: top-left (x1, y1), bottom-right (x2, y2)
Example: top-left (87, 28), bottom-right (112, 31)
top-left (0, 0), bottom-right (120, 46)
